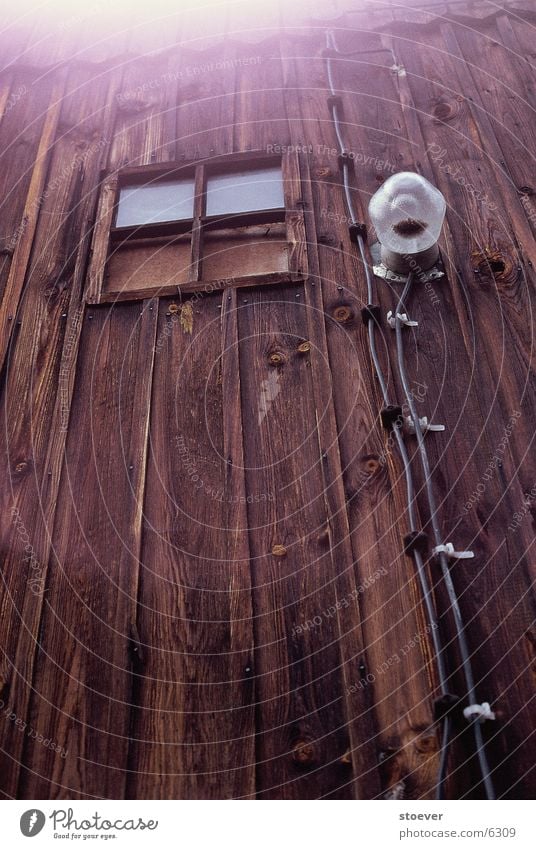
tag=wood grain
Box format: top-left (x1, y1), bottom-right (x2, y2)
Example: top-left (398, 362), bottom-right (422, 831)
top-left (0, 7), bottom-right (535, 801)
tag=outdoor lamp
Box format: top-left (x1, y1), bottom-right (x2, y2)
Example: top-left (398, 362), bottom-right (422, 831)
top-left (368, 172), bottom-right (446, 274)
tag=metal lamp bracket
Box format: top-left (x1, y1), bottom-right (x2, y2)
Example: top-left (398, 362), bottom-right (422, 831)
top-left (370, 241), bottom-right (445, 284)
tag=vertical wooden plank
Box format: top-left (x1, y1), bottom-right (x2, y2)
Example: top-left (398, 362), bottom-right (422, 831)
top-left (0, 71), bottom-right (66, 372)
top-left (0, 64), bottom-right (123, 798)
top-left (190, 164), bottom-right (206, 282)
top-left (85, 175), bottom-right (117, 304)
top-left (176, 43), bottom-right (237, 161)
top-left (110, 54), bottom-right (176, 169)
top-left (454, 17), bottom-right (536, 238)
top-left (283, 151), bottom-right (309, 280)
top-left (239, 283), bottom-right (356, 799)
top-left (220, 287), bottom-right (256, 798)
top-left (18, 301), bottom-right (157, 798)
top-left (502, 13), bottom-right (536, 104)
top-left (126, 290), bottom-right (256, 798)
top-left (0, 70), bottom-right (53, 303)
top-left (0, 71), bottom-right (13, 128)
top-left (233, 40), bottom-right (290, 152)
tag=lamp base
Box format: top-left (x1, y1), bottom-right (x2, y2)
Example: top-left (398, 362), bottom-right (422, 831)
top-left (370, 241), bottom-right (445, 285)
top-left (380, 243), bottom-right (440, 274)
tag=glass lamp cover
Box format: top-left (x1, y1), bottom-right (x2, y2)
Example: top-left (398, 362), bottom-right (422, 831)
top-left (368, 172), bottom-right (446, 254)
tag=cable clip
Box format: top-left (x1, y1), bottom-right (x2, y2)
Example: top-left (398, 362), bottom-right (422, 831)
top-left (380, 404), bottom-right (403, 430)
top-left (349, 222), bottom-right (367, 243)
top-left (405, 415), bottom-right (445, 434)
top-left (327, 94), bottom-right (344, 112)
top-left (387, 310), bottom-right (418, 329)
top-left (434, 693), bottom-right (461, 721)
top-left (433, 542), bottom-right (475, 560)
top-left (338, 150), bottom-right (355, 172)
top-left (361, 304), bottom-right (382, 326)
top-left (463, 702), bottom-right (496, 723)
top-left (403, 530), bottom-right (429, 557)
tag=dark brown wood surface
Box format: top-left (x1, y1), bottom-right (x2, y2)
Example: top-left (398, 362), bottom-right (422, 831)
top-left (0, 4), bottom-right (534, 800)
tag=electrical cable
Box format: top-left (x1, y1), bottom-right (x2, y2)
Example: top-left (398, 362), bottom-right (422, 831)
top-left (394, 276), bottom-right (496, 800)
top-left (362, 231), bottom-right (452, 800)
top-left (324, 30), bottom-right (454, 799)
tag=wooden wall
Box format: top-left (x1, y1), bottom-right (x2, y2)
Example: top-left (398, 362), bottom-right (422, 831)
top-left (0, 3), bottom-right (535, 799)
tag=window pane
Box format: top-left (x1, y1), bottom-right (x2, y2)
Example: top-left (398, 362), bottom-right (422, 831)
top-left (105, 236), bottom-right (192, 296)
top-left (206, 166), bottom-right (284, 217)
top-left (116, 179), bottom-right (195, 227)
top-left (202, 222), bottom-right (288, 280)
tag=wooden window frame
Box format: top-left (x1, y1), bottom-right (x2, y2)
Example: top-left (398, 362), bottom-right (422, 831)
top-left (85, 150), bottom-right (307, 304)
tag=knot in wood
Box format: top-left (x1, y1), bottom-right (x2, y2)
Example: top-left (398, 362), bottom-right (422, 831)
top-left (297, 341), bottom-right (311, 354)
top-left (414, 733), bottom-right (439, 755)
top-left (267, 351), bottom-right (286, 367)
top-left (292, 739), bottom-right (315, 767)
top-left (316, 527), bottom-right (330, 546)
top-left (317, 233), bottom-right (337, 246)
top-left (271, 544), bottom-right (287, 557)
top-left (339, 749), bottom-right (352, 766)
top-left (363, 455), bottom-right (381, 475)
top-left (432, 97), bottom-right (460, 123)
top-left (313, 166), bottom-right (333, 180)
top-left (472, 248), bottom-right (516, 285)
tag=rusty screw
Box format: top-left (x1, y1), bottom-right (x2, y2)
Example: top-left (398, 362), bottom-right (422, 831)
top-left (333, 305), bottom-right (353, 323)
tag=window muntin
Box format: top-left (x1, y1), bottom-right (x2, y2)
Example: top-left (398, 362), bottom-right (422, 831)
top-left (205, 166), bottom-right (285, 217)
top-left (115, 178), bottom-right (195, 228)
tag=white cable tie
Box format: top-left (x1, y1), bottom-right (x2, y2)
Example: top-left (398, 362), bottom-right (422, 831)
top-left (405, 415), bottom-right (445, 434)
top-left (433, 542), bottom-right (475, 560)
top-left (387, 310), bottom-right (418, 329)
top-left (463, 702), bottom-right (496, 723)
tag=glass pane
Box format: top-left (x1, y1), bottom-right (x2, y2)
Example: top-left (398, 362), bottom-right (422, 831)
top-left (116, 179), bottom-right (195, 227)
top-left (206, 166), bottom-right (284, 217)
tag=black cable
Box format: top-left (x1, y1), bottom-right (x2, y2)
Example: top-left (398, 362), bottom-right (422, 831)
top-left (324, 30), bottom-right (453, 798)
top-left (394, 274), bottom-right (496, 800)
top-left (362, 235), bottom-right (452, 800)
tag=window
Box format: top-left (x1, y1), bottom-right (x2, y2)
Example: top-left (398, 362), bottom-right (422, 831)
top-left (86, 152), bottom-right (306, 304)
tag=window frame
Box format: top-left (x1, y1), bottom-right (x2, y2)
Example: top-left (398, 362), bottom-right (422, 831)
top-left (85, 150), bottom-right (307, 304)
